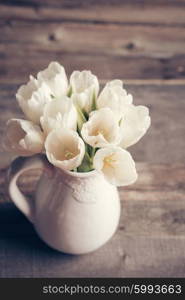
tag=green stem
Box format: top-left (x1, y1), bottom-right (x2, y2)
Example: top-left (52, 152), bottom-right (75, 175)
top-left (90, 147), bottom-right (96, 158)
top-left (91, 91), bottom-right (97, 111)
top-left (76, 105), bottom-right (87, 133)
top-left (67, 86), bottom-right (72, 97)
top-left (85, 151), bottom-right (91, 161)
top-left (77, 150), bottom-right (94, 172)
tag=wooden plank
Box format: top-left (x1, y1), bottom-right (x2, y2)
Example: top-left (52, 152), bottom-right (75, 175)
top-left (0, 83), bottom-right (185, 164)
top-left (0, 52), bottom-right (185, 84)
top-left (119, 163), bottom-right (185, 237)
top-left (0, 203), bottom-right (185, 277)
top-left (2, 163), bottom-right (185, 200)
top-left (3, 0), bottom-right (185, 6)
top-left (1, 232), bottom-right (185, 278)
top-left (3, 0), bottom-right (185, 7)
top-left (127, 84), bottom-right (185, 164)
top-left (1, 22), bottom-right (185, 58)
top-left (1, 1), bottom-right (185, 26)
top-left (0, 2), bottom-right (185, 83)
top-left (1, 233), bottom-right (185, 277)
top-left (0, 19), bottom-right (185, 82)
top-left (1, 163), bottom-right (185, 238)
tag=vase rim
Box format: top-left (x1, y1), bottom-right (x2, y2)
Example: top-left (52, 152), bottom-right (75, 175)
top-left (56, 167), bottom-right (99, 178)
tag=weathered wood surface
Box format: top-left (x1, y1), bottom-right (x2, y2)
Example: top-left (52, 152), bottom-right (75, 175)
top-left (1, 0), bottom-right (185, 25)
top-left (2, 54), bottom-right (185, 84)
top-left (2, 22), bottom-right (185, 57)
top-left (0, 163), bottom-right (185, 277)
top-left (0, 1), bottom-right (185, 83)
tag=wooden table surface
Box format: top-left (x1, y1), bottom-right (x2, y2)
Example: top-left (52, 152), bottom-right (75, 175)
top-left (0, 0), bottom-right (185, 278)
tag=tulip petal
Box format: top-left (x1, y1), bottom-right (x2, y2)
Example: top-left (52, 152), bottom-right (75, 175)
top-left (37, 61), bottom-right (68, 98)
top-left (3, 119), bottom-right (44, 156)
top-left (40, 96), bottom-right (77, 134)
top-left (97, 80), bottom-right (132, 121)
top-left (81, 108), bottom-right (121, 148)
top-left (16, 76), bottom-right (52, 124)
top-left (70, 70), bottom-right (99, 113)
top-left (93, 147), bottom-right (137, 186)
top-left (45, 128), bottom-right (85, 171)
top-left (120, 105), bottom-right (151, 148)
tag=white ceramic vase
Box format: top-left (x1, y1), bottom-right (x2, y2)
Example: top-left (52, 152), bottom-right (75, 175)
top-left (8, 155), bottom-right (120, 254)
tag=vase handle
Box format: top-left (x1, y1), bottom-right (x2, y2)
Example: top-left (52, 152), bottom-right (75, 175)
top-left (7, 154), bottom-right (52, 223)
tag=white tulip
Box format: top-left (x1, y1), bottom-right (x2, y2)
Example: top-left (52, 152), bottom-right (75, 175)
top-left (40, 97), bottom-right (77, 135)
top-left (45, 129), bottom-right (85, 171)
top-left (3, 119), bottom-right (44, 156)
top-left (97, 80), bottom-right (132, 121)
top-left (119, 105), bottom-right (151, 148)
top-left (71, 93), bottom-right (90, 114)
top-left (81, 108), bottom-right (121, 148)
top-left (16, 76), bottom-right (52, 124)
top-left (70, 70), bottom-right (99, 113)
top-left (93, 147), bottom-right (137, 186)
top-left (37, 61), bottom-right (68, 98)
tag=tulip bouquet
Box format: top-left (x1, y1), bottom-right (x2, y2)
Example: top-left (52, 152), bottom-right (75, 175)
top-left (3, 62), bottom-right (151, 187)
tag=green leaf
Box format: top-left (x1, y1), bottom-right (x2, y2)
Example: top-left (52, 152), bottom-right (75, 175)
top-left (83, 110), bottom-right (89, 120)
top-left (67, 86), bottom-right (72, 97)
top-left (119, 117), bottom-right (123, 126)
top-left (91, 91), bottom-right (97, 111)
top-left (76, 104), bottom-right (87, 132)
top-left (77, 151), bottom-right (94, 172)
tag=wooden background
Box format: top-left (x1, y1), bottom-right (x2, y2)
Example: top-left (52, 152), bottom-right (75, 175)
top-left (0, 0), bottom-right (185, 278)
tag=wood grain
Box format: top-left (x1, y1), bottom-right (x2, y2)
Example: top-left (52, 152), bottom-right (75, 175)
top-left (1, 52), bottom-right (185, 84)
top-left (0, 1), bottom-right (185, 83)
top-left (1, 1), bottom-right (185, 25)
top-left (1, 223), bottom-right (185, 277)
top-left (1, 22), bottom-right (185, 57)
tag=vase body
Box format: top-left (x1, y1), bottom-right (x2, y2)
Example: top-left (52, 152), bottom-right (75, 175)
top-left (8, 156), bottom-right (120, 254)
top-left (34, 168), bottom-right (120, 254)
